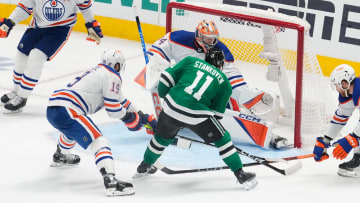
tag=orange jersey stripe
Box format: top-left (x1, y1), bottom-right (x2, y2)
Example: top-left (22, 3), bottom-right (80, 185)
top-left (69, 109), bottom-right (102, 139)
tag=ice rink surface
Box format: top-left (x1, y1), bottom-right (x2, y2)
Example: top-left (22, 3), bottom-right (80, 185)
top-left (0, 25), bottom-right (359, 203)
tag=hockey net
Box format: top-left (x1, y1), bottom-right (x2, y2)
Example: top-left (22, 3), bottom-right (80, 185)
top-left (166, 2), bottom-right (337, 148)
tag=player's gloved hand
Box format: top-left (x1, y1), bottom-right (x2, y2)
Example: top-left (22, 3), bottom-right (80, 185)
top-left (121, 111), bottom-right (141, 131)
top-left (85, 20), bottom-right (103, 45)
top-left (0, 18), bottom-right (15, 38)
top-left (313, 136), bottom-right (332, 162)
top-left (333, 133), bottom-right (359, 160)
top-left (138, 111), bottom-right (157, 135)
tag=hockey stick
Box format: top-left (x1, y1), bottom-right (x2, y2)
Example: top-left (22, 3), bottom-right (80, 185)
top-left (133, 5), bottom-right (149, 64)
top-left (174, 135), bottom-right (303, 176)
top-left (154, 162), bottom-right (271, 175)
top-left (133, 5), bottom-right (163, 118)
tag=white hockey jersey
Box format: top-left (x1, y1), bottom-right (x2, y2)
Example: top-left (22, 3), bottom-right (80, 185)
top-left (147, 30), bottom-right (261, 108)
top-left (48, 64), bottom-right (137, 119)
top-left (327, 77), bottom-right (360, 139)
top-left (9, 0), bottom-right (94, 28)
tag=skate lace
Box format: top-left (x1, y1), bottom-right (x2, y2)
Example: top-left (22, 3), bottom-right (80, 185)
top-left (9, 96), bottom-right (24, 105)
top-left (6, 91), bottom-right (17, 99)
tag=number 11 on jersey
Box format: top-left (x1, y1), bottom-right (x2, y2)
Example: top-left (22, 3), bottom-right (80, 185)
top-left (184, 70), bottom-right (213, 101)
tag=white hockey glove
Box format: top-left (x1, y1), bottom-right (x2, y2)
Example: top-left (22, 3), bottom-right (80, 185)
top-left (259, 51), bottom-right (281, 82)
top-left (145, 54), bottom-right (170, 90)
top-left (85, 20), bottom-right (103, 45)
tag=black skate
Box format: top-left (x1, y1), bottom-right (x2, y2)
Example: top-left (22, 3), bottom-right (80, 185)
top-left (270, 135), bottom-right (289, 149)
top-left (4, 95), bottom-right (27, 113)
top-left (103, 173), bottom-right (135, 196)
top-left (234, 168), bottom-right (258, 190)
top-left (338, 153), bottom-right (360, 178)
top-left (50, 145), bottom-right (80, 167)
top-left (133, 161), bottom-right (157, 179)
top-left (1, 91), bottom-right (16, 105)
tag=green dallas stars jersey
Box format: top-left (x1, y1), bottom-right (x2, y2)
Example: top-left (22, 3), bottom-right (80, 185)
top-left (158, 56), bottom-right (232, 124)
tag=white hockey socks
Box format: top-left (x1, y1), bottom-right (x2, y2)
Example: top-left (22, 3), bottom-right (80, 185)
top-left (89, 136), bottom-right (116, 175)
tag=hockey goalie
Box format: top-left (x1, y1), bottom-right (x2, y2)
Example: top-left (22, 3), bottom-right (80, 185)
top-left (138, 20), bottom-right (292, 149)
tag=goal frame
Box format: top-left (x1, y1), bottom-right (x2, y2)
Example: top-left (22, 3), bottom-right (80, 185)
top-left (166, 2), bottom-right (306, 148)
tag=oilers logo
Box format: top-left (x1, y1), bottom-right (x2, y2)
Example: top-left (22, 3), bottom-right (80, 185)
top-left (42, 0), bottom-right (65, 21)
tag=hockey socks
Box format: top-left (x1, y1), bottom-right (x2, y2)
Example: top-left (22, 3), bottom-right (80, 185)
top-left (214, 131), bottom-right (243, 172)
top-left (143, 134), bottom-right (174, 164)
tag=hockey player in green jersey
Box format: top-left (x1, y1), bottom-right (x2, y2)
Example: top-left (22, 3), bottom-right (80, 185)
top-left (134, 48), bottom-right (258, 190)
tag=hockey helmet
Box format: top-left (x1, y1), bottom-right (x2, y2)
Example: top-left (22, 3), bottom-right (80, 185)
top-left (205, 47), bottom-right (225, 70)
top-left (330, 64), bottom-right (355, 91)
top-left (101, 49), bottom-right (126, 72)
top-left (195, 20), bottom-right (219, 51)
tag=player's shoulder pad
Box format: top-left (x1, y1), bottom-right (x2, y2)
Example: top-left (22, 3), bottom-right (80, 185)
top-left (169, 30), bottom-right (196, 49)
top-left (215, 42), bottom-right (234, 62)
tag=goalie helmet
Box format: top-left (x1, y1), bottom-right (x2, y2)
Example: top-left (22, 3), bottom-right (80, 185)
top-left (101, 49), bottom-right (126, 72)
top-left (330, 64), bottom-right (355, 91)
top-left (205, 47), bottom-right (225, 70)
top-left (195, 20), bottom-right (219, 52)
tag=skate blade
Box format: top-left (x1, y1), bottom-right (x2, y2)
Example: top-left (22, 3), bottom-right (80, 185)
top-left (242, 178), bottom-right (258, 191)
top-left (50, 162), bottom-right (79, 167)
top-left (337, 169), bottom-right (360, 178)
top-left (106, 187), bottom-right (135, 196)
top-left (132, 172), bottom-right (152, 179)
top-left (3, 108), bottom-right (23, 114)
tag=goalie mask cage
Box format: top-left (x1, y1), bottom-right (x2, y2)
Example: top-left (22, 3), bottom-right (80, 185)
top-left (166, 2), bottom-right (337, 148)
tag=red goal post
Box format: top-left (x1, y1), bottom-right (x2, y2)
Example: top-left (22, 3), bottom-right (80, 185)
top-left (165, 2), bottom-right (336, 148)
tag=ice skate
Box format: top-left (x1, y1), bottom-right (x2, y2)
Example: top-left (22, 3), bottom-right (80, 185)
top-left (270, 135), bottom-right (289, 149)
top-left (3, 95), bottom-right (27, 113)
top-left (337, 153), bottom-right (360, 178)
top-left (0, 91), bottom-right (17, 105)
top-left (234, 168), bottom-right (258, 190)
top-left (50, 145), bottom-right (80, 167)
top-left (133, 161), bottom-right (157, 179)
top-left (103, 173), bottom-right (135, 196)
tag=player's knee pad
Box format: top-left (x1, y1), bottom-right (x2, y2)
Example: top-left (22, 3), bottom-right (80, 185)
top-left (249, 92), bottom-right (280, 119)
top-left (14, 51), bottom-right (28, 73)
top-left (26, 48), bottom-right (47, 76)
top-left (89, 136), bottom-right (115, 174)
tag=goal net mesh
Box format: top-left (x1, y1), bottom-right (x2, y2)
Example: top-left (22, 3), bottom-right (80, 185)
top-left (167, 2), bottom-right (338, 147)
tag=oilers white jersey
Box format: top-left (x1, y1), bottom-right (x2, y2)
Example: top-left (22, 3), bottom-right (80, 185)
top-left (9, 0), bottom-right (94, 28)
top-left (327, 77), bottom-right (360, 139)
top-left (48, 64), bottom-right (137, 119)
top-left (147, 30), bottom-right (261, 109)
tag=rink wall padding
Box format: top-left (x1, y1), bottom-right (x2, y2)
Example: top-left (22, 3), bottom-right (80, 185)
top-left (1, 3), bottom-right (359, 76)
top-left (0, 3), bottom-right (165, 44)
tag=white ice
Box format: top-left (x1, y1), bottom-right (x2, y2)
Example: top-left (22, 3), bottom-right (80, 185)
top-left (0, 25), bottom-right (358, 203)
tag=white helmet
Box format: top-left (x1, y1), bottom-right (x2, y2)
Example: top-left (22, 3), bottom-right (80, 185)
top-left (101, 49), bottom-right (126, 72)
top-left (330, 64), bottom-right (355, 91)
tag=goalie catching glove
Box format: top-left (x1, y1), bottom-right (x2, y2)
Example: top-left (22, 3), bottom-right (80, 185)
top-left (85, 20), bottom-right (103, 45)
top-left (0, 18), bottom-right (15, 38)
top-left (138, 111), bottom-right (157, 135)
top-left (313, 136), bottom-right (332, 162)
top-left (333, 133), bottom-right (359, 160)
top-left (121, 112), bottom-right (141, 131)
